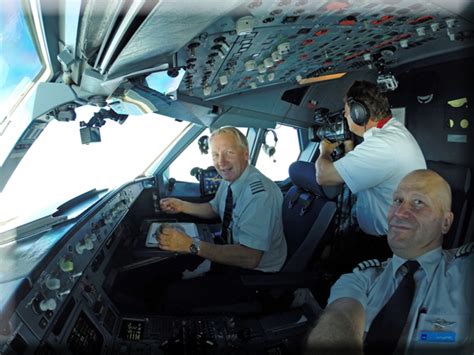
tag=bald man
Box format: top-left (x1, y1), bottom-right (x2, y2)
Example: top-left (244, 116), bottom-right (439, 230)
top-left (306, 169), bottom-right (473, 354)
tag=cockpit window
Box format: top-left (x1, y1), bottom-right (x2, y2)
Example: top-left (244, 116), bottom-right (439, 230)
top-left (0, 1), bottom-right (44, 120)
top-left (0, 106), bottom-right (188, 231)
top-left (256, 125), bottom-right (300, 181)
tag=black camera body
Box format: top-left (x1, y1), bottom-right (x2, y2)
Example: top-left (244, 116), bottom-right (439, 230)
top-left (310, 108), bottom-right (351, 143)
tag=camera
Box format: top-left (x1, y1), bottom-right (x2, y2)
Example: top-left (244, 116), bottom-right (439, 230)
top-left (310, 108), bottom-right (350, 143)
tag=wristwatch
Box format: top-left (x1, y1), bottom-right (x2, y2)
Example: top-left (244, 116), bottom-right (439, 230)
top-left (189, 238), bottom-right (201, 255)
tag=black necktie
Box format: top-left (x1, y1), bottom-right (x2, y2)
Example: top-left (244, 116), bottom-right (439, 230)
top-left (364, 260), bottom-right (420, 355)
top-left (221, 185), bottom-right (233, 244)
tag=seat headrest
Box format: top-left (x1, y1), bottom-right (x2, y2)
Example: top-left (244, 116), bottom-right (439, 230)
top-left (426, 160), bottom-right (471, 193)
top-left (289, 161), bottom-right (342, 200)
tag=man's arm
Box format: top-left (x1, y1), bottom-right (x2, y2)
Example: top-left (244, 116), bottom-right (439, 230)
top-left (157, 227), bottom-right (263, 269)
top-left (199, 242), bottom-right (263, 269)
top-left (160, 198), bottom-right (219, 219)
top-left (315, 140), bottom-right (345, 186)
top-left (306, 298), bottom-right (365, 355)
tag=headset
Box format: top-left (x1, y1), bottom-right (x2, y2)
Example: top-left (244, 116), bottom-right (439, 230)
top-left (198, 135), bottom-right (209, 154)
top-left (263, 129), bottom-right (278, 158)
top-left (347, 97), bottom-right (370, 126)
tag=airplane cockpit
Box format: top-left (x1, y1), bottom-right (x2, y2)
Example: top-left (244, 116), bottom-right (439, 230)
top-left (0, 0), bottom-right (473, 354)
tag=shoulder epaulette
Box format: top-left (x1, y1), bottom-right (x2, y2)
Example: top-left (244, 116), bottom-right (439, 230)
top-left (455, 242), bottom-right (474, 258)
top-left (353, 259), bottom-right (382, 272)
top-left (249, 180), bottom-right (265, 195)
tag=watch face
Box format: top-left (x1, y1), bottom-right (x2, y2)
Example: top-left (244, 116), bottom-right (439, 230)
top-left (190, 243), bottom-right (198, 254)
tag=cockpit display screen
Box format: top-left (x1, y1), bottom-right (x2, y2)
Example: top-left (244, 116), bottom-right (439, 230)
top-left (67, 311), bottom-right (103, 354)
top-left (119, 318), bottom-right (145, 341)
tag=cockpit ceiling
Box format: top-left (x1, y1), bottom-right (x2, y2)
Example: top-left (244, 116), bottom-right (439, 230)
top-left (74, 0), bottom-right (473, 101)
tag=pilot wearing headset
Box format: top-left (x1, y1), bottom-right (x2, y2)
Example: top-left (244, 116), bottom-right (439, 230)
top-left (315, 80), bottom-right (426, 265)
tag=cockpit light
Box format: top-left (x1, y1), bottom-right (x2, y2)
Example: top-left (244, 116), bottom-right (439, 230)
top-left (298, 72), bottom-right (346, 85)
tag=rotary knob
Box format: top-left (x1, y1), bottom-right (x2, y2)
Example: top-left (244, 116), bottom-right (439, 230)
top-left (39, 298), bottom-right (57, 312)
top-left (59, 258), bottom-right (74, 272)
top-left (45, 277), bottom-right (61, 290)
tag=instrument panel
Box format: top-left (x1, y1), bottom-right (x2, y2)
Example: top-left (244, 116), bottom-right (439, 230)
top-left (0, 180), bottom-right (144, 353)
top-left (0, 178), bottom-right (318, 354)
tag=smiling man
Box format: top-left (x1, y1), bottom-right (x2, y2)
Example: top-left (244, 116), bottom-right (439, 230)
top-left (155, 126), bottom-right (287, 313)
top-left (306, 169), bottom-right (473, 355)
top-left (159, 126), bottom-right (287, 273)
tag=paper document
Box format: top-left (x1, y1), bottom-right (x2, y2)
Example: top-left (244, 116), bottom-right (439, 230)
top-left (146, 222), bottom-right (199, 247)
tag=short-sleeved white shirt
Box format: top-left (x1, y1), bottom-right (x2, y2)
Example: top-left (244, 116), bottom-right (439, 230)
top-left (209, 164), bottom-right (287, 272)
top-left (333, 118), bottom-right (426, 236)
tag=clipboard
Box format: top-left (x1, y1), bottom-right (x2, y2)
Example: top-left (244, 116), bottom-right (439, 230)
top-left (145, 222), bottom-right (199, 247)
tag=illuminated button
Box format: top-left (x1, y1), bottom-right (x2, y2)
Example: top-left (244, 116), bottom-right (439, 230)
top-left (430, 23), bottom-right (439, 32)
top-left (263, 57), bottom-right (273, 68)
top-left (219, 75), bottom-right (228, 86)
top-left (277, 42), bottom-right (290, 55)
top-left (203, 86), bottom-right (212, 96)
top-left (59, 258), bottom-right (74, 272)
top-left (271, 51), bottom-right (282, 62)
top-left (416, 27), bottom-right (426, 37)
top-left (244, 60), bottom-right (256, 71)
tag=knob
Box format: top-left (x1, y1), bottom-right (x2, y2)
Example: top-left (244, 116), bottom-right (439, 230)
top-left (86, 233), bottom-right (97, 242)
top-left (103, 213), bottom-right (113, 225)
top-left (39, 298), bottom-right (57, 312)
top-left (45, 277), bottom-right (61, 290)
top-left (84, 238), bottom-right (94, 251)
top-left (75, 241), bottom-right (86, 254)
top-left (59, 258), bottom-right (74, 272)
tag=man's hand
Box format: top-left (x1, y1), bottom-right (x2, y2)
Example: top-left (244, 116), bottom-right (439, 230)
top-left (160, 198), bottom-right (185, 214)
top-left (343, 139), bottom-right (354, 153)
top-left (319, 139), bottom-right (341, 156)
top-left (156, 226), bottom-right (193, 253)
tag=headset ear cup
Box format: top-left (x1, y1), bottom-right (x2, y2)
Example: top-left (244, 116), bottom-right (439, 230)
top-left (349, 100), bottom-right (369, 126)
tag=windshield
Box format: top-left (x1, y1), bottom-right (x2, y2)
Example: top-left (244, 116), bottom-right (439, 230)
top-left (0, 106), bottom-right (189, 231)
top-left (0, 0), bottom-right (44, 120)
top-left (0, 2), bottom-right (191, 233)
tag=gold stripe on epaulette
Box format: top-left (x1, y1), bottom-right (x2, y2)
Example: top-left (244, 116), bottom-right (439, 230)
top-left (455, 242), bottom-right (474, 258)
top-left (353, 259), bottom-right (382, 272)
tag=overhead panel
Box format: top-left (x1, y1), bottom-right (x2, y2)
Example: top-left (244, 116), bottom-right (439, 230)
top-left (107, 0), bottom-right (244, 78)
top-left (171, 0), bottom-right (473, 101)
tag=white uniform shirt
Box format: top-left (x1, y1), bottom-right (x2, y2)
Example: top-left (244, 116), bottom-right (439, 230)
top-left (209, 165), bottom-right (287, 272)
top-left (334, 117), bottom-right (426, 236)
top-left (328, 246), bottom-right (474, 354)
